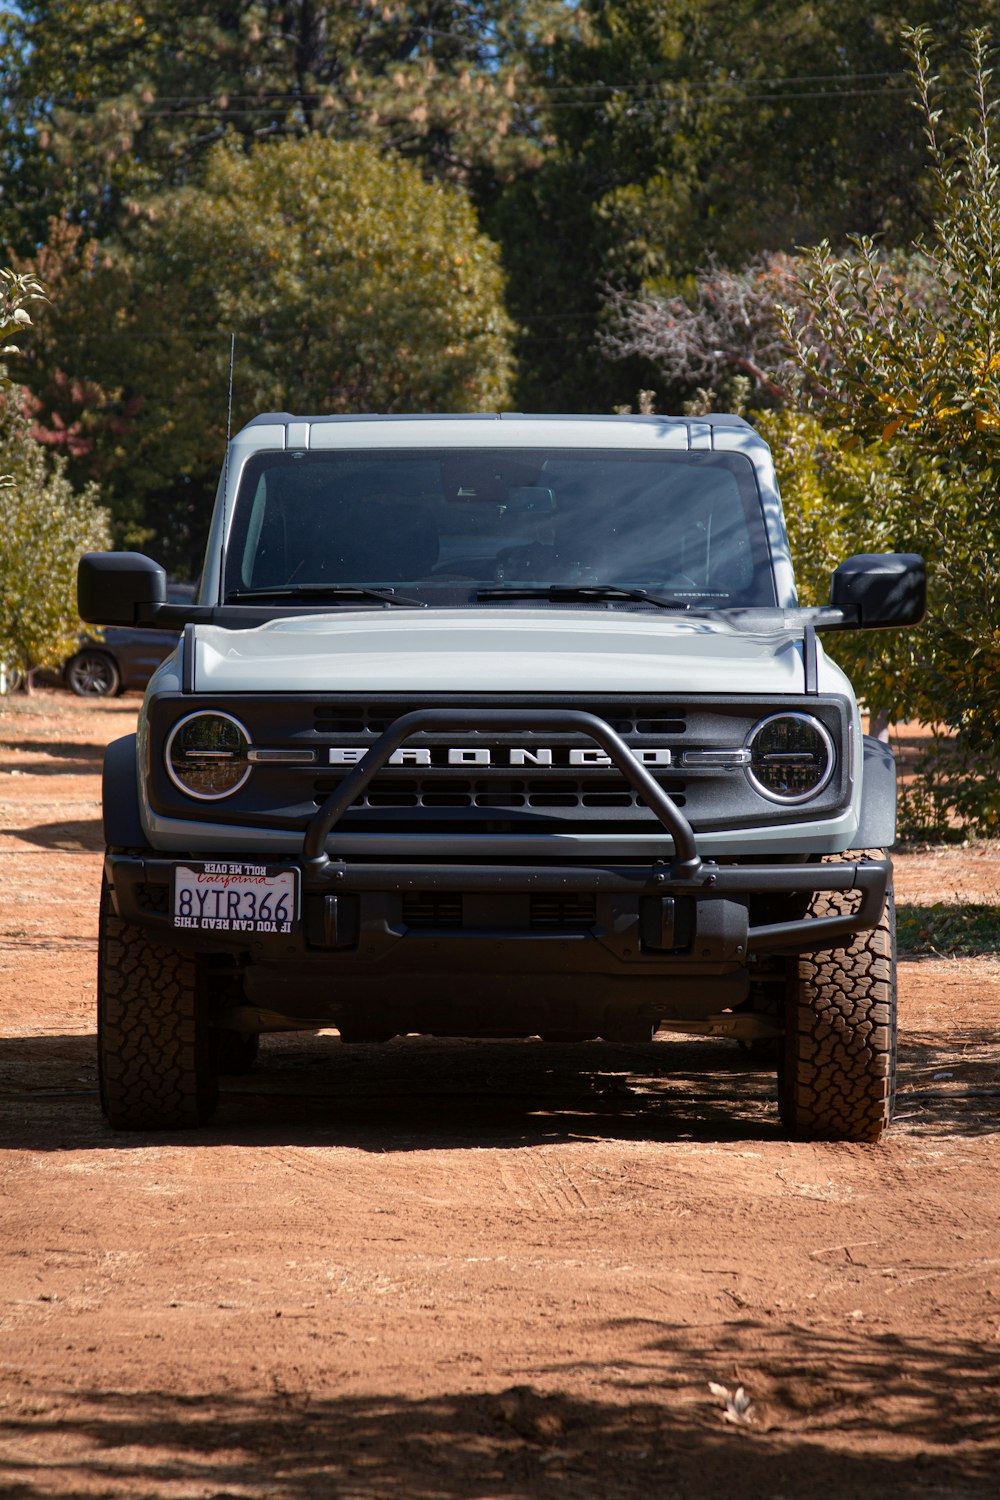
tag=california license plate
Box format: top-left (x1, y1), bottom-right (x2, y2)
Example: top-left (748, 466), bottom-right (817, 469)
top-left (172, 863), bottom-right (299, 933)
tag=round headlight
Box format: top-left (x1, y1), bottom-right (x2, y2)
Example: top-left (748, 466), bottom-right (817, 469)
top-left (166, 712), bottom-right (252, 799)
top-left (746, 713), bottom-right (834, 803)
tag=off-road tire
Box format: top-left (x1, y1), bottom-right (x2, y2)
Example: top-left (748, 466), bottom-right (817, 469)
top-left (779, 850), bottom-right (896, 1144)
top-left (98, 876), bottom-right (217, 1130)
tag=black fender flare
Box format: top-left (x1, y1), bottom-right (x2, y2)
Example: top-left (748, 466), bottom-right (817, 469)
top-left (103, 734), bottom-right (145, 848)
top-left (855, 735), bottom-right (897, 849)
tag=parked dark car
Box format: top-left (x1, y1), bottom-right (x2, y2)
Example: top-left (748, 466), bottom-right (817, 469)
top-left (64, 583), bottom-right (196, 696)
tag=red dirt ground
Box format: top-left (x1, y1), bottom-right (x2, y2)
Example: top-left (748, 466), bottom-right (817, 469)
top-left (1, 690), bottom-right (998, 1499)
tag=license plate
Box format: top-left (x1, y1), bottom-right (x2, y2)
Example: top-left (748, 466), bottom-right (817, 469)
top-left (172, 863), bottom-right (299, 933)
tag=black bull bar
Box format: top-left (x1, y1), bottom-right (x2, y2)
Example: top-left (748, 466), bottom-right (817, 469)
top-left (300, 708), bottom-right (888, 955)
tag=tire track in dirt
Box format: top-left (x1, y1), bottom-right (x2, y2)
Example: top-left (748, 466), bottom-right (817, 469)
top-left (495, 1152), bottom-right (598, 1215)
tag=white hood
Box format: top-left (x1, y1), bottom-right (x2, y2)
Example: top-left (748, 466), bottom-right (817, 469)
top-left (191, 608), bottom-right (818, 696)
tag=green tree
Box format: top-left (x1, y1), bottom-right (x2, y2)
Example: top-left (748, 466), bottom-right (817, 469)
top-left (0, 260), bottom-right (110, 693)
top-left (8, 219), bottom-right (140, 489)
top-left (780, 26), bottom-right (1000, 832)
top-left (496, 0), bottom-right (1000, 411)
top-left (0, 0), bottom-right (577, 250)
top-left (755, 409), bottom-right (928, 728)
top-left (0, 396), bottom-right (110, 689)
top-left (15, 135), bottom-right (515, 575)
top-left (145, 135), bottom-right (515, 416)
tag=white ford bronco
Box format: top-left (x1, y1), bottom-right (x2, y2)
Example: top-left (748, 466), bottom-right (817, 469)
top-left (79, 413), bottom-right (924, 1139)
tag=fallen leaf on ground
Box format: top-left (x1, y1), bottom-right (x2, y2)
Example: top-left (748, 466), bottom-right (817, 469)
top-left (708, 1381), bottom-right (754, 1426)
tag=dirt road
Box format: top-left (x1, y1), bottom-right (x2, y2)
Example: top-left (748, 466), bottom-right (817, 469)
top-left (1, 691), bottom-right (998, 1499)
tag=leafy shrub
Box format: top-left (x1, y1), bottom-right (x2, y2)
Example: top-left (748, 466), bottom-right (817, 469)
top-left (0, 397), bottom-right (110, 686)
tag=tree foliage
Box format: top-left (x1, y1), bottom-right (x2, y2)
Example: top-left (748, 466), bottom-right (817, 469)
top-left (14, 135), bottom-right (515, 574)
top-left (0, 0), bottom-right (578, 249)
top-left (0, 260), bottom-right (110, 691)
top-left (779, 26), bottom-right (1000, 832)
top-left (781, 39), bottom-right (1000, 454)
top-left (0, 396), bottom-right (110, 685)
top-left (601, 254), bottom-right (799, 406)
top-left (499, 0), bottom-right (991, 411)
top-left (545, 0), bottom-right (941, 271)
top-left (149, 134), bottom-right (514, 416)
top-left (0, 268), bottom-right (46, 393)
top-left (9, 218), bottom-right (139, 478)
top-left (754, 408), bottom-right (928, 726)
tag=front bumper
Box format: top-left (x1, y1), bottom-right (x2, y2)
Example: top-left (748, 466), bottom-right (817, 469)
top-left (116, 705), bottom-right (887, 964)
top-left (108, 846), bottom-right (889, 960)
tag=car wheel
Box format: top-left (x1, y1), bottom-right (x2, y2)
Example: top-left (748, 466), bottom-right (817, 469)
top-left (97, 874), bottom-right (218, 1130)
top-left (67, 650), bottom-right (121, 697)
top-left (778, 850), bottom-right (896, 1143)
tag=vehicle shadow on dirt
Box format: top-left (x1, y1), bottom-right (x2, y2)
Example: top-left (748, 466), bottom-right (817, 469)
top-left (0, 739), bottom-right (104, 771)
top-left (12, 819), bottom-right (104, 852)
top-left (1, 1337), bottom-right (997, 1500)
top-left (1, 1032), bottom-right (996, 1152)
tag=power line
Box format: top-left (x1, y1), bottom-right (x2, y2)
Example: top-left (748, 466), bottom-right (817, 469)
top-left (1, 66), bottom-right (925, 113)
top-left (0, 85), bottom-right (923, 126)
top-left (533, 69), bottom-right (912, 91)
top-left (3, 67), bottom-right (915, 106)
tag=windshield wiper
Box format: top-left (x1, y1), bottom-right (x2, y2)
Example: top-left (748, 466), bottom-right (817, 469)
top-left (476, 584), bottom-right (693, 610)
top-left (227, 585), bottom-right (426, 608)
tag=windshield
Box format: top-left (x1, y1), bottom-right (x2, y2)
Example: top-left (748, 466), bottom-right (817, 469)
top-left (224, 447), bottom-right (776, 607)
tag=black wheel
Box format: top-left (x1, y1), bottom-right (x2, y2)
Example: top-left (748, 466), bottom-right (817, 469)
top-left (211, 1028), bottom-right (259, 1076)
top-left (98, 875), bottom-right (217, 1130)
top-left (779, 851), bottom-right (896, 1143)
top-left (67, 650), bottom-right (121, 697)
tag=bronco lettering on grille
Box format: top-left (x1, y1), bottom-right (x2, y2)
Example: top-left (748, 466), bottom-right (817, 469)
top-left (327, 745), bottom-right (674, 768)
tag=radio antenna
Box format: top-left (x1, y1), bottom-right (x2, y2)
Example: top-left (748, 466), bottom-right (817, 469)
top-left (217, 332), bottom-right (236, 602)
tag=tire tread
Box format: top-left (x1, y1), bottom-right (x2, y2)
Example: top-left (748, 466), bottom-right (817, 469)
top-left (98, 878), bottom-right (216, 1130)
top-left (780, 850), bottom-right (896, 1144)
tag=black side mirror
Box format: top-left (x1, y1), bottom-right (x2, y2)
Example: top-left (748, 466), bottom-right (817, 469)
top-left (830, 553), bottom-right (926, 629)
top-left (78, 552), bottom-right (167, 626)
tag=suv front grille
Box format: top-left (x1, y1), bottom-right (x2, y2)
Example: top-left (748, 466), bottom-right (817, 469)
top-left (146, 691), bottom-right (852, 836)
top-left (401, 892), bottom-right (597, 931)
top-left (303, 695), bottom-right (693, 833)
top-left (401, 893), bottom-right (463, 929)
top-left (313, 705), bottom-right (687, 739)
top-left (529, 894), bottom-right (597, 929)
top-left (312, 774), bottom-right (687, 811)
